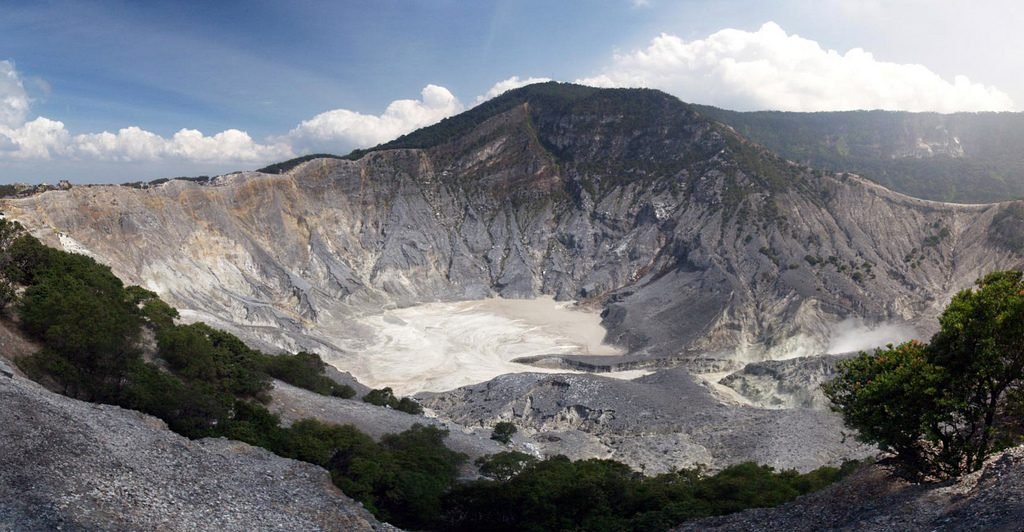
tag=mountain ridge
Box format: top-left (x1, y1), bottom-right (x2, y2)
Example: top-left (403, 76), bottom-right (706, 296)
top-left (695, 104), bottom-right (1024, 203)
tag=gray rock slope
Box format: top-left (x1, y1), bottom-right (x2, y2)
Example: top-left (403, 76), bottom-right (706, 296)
top-left (419, 368), bottom-right (872, 474)
top-left (0, 370), bottom-right (391, 531)
top-left (676, 444), bottom-right (1024, 531)
top-left (2, 86), bottom-right (1020, 370)
top-left (719, 354), bottom-right (853, 410)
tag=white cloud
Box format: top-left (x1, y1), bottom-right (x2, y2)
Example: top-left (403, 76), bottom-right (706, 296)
top-left (0, 120), bottom-right (292, 163)
top-left (0, 61), bottom-right (31, 128)
top-left (474, 76), bottom-right (553, 105)
top-left (71, 127), bottom-right (292, 163)
top-left (578, 22), bottom-right (1015, 112)
top-left (2, 61), bottom-right (470, 171)
top-left (0, 61), bottom-right (292, 164)
top-left (0, 117), bottom-right (70, 159)
top-left (71, 127), bottom-right (163, 161)
top-left (285, 84), bottom-right (464, 153)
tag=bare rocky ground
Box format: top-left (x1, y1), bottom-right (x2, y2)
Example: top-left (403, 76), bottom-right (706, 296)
top-left (676, 445), bottom-right (1024, 531)
top-left (717, 354), bottom-right (854, 409)
top-left (0, 364), bottom-right (393, 531)
top-left (419, 368), bottom-right (873, 474)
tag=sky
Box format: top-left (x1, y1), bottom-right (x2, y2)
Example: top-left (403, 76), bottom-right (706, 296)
top-left (1, 0), bottom-right (1022, 183)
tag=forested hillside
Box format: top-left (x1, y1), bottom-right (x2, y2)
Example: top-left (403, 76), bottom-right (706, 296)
top-left (696, 106), bottom-right (1024, 203)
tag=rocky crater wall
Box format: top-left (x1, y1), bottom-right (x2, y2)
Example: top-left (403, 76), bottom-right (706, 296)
top-left (2, 96), bottom-right (1021, 372)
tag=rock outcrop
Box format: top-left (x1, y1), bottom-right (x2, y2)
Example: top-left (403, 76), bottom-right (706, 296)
top-left (718, 354), bottom-right (852, 410)
top-left (0, 367), bottom-right (391, 531)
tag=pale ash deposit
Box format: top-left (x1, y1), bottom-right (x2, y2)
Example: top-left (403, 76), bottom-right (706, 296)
top-left (327, 296), bottom-right (644, 396)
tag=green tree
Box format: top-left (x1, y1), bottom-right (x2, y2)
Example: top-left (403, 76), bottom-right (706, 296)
top-left (363, 387), bottom-right (397, 407)
top-left (929, 270), bottom-right (1024, 471)
top-left (395, 396), bottom-right (424, 415)
top-left (18, 253), bottom-right (142, 401)
top-left (825, 270), bottom-right (1024, 478)
top-left (822, 341), bottom-right (945, 477)
top-left (262, 351), bottom-right (355, 398)
top-left (3, 234), bottom-right (56, 286)
top-left (476, 451), bottom-right (537, 481)
top-left (362, 386), bottom-right (422, 413)
top-left (328, 423), bottom-right (466, 529)
top-left (125, 285), bottom-right (179, 330)
top-left (490, 421), bottom-right (517, 444)
top-left (156, 322), bottom-right (271, 402)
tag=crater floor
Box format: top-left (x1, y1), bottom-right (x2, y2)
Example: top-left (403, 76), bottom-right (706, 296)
top-left (319, 296), bottom-right (647, 395)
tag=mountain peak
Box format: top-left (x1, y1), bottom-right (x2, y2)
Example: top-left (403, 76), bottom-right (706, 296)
top-left (349, 82), bottom-right (691, 157)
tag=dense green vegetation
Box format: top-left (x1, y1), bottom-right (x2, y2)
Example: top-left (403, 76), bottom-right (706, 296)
top-left (695, 106), bottom-right (1024, 203)
top-left (490, 421), bottom-right (517, 444)
top-left (0, 222), bottom-right (856, 530)
top-left (262, 350), bottom-right (355, 398)
top-left (825, 270), bottom-right (1024, 479)
top-left (277, 420), bottom-right (466, 527)
top-left (362, 386), bottom-right (423, 414)
top-left (441, 456), bottom-right (859, 532)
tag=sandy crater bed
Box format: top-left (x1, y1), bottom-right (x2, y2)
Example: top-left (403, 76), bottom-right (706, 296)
top-left (323, 296), bottom-right (648, 395)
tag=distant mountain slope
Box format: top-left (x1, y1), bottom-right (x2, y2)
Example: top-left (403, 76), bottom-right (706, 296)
top-left (695, 105), bottom-right (1024, 203)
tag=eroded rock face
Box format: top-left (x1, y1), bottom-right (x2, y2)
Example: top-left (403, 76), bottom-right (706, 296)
top-left (0, 371), bottom-right (391, 531)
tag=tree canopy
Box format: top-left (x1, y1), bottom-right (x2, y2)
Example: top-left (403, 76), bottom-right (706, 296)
top-left (824, 270), bottom-right (1024, 479)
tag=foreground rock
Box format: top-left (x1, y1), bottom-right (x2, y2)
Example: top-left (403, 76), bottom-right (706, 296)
top-left (0, 371), bottom-right (392, 531)
top-left (676, 446), bottom-right (1024, 531)
top-left (420, 369), bottom-right (873, 474)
